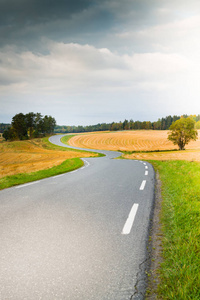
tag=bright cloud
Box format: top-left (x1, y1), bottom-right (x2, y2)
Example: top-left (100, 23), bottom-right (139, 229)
top-left (0, 42), bottom-right (191, 95)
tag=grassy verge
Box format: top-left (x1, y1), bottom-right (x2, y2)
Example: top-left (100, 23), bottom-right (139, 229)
top-left (43, 136), bottom-right (75, 151)
top-left (42, 136), bottom-right (104, 156)
top-left (61, 134), bottom-right (75, 145)
top-left (150, 160), bottom-right (200, 299)
top-left (60, 135), bottom-right (105, 157)
top-left (0, 157), bottom-right (83, 190)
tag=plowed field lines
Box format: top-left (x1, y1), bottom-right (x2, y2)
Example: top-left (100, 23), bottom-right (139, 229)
top-left (69, 131), bottom-right (176, 151)
top-left (69, 130), bottom-right (200, 161)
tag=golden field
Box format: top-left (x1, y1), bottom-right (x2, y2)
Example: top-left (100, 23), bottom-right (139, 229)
top-left (68, 130), bottom-right (200, 161)
top-left (1, 129), bottom-right (200, 179)
top-left (0, 138), bottom-right (97, 178)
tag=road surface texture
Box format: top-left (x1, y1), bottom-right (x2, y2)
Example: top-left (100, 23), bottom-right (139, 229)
top-left (0, 135), bottom-right (155, 300)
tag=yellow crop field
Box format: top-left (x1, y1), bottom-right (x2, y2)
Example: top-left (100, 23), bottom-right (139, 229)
top-left (68, 130), bottom-right (200, 161)
top-left (0, 138), bottom-right (97, 178)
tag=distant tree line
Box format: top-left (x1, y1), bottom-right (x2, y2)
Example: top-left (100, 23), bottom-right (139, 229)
top-left (55, 114), bottom-right (200, 134)
top-left (1, 114), bottom-right (200, 140)
top-left (2, 112), bottom-right (56, 141)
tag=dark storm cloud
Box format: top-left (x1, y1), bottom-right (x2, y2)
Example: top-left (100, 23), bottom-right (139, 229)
top-left (0, 0), bottom-right (116, 50)
top-left (0, 0), bottom-right (166, 52)
top-left (0, 0), bottom-right (92, 24)
top-left (1, 0), bottom-right (199, 51)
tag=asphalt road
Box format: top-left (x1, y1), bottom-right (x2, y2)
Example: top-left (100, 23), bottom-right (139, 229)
top-left (0, 135), bottom-right (155, 300)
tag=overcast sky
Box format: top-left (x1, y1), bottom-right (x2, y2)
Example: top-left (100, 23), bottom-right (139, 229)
top-left (0, 0), bottom-right (200, 125)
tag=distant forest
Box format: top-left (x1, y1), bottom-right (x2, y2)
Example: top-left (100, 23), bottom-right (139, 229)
top-left (54, 114), bottom-right (200, 134)
top-left (1, 114), bottom-right (200, 136)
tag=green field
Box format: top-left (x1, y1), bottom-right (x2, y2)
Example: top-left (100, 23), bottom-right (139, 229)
top-left (149, 160), bottom-right (200, 299)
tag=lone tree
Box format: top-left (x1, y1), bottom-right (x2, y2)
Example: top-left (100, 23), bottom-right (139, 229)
top-left (168, 117), bottom-right (198, 150)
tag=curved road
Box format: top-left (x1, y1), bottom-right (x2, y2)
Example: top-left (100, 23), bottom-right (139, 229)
top-left (0, 135), bottom-right (155, 299)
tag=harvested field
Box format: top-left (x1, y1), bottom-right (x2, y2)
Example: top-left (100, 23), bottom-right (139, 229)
top-left (0, 138), bottom-right (97, 178)
top-left (69, 131), bottom-right (172, 151)
top-left (123, 149), bottom-right (200, 162)
top-left (68, 130), bottom-right (200, 161)
top-left (68, 130), bottom-right (200, 151)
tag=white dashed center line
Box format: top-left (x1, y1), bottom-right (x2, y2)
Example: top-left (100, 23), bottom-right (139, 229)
top-left (122, 203), bottom-right (139, 235)
top-left (140, 180), bottom-right (146, 190)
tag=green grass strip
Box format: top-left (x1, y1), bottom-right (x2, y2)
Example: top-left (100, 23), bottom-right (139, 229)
top-left (0, 158), bottom-right (83, 190)
top-left (61, 134), bottom-right (76, 145)
top-left (60, 135), bottom-right (105, 157)
top-left (43, 136), bottom-right (76, 151)
top-left (150, 160), bottom-right (200, 299)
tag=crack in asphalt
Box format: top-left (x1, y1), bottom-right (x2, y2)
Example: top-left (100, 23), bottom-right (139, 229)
top-left (131, 257), bottom-right (149, 300)
top-left (131, 170), bottom-right (156, 300)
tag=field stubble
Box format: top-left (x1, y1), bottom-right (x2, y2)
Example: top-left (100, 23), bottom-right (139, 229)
top-left (68, 130), bottom-right (200, 161)
top-left (0, 138), bottom-right (97, 178)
